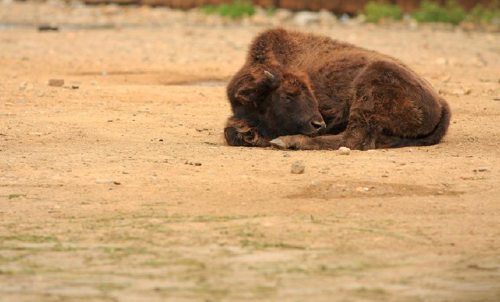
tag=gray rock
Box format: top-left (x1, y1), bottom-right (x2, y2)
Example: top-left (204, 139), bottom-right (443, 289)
top-left (318, 9), bottom-right (337, 25)
top-left (291, 161), bottom-right (305, 174)
top-left (294, 11), bottom-right (320, 26)
top-left (338, 147), bottom-right (351, 155)
top-left (275, 9), bottom-right (293, 23)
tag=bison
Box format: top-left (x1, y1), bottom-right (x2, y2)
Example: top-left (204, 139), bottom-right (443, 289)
top-left (224, 28), bottom-right (450, 150)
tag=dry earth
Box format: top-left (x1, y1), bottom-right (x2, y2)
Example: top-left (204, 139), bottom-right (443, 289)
top-left (1, 2), bottom-right (500, 302)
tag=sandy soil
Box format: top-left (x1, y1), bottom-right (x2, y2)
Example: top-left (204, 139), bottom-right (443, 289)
top-left (1, 2), bottom-right (500, 302)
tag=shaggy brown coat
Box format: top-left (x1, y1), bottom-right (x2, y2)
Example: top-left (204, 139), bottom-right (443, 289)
top-left (224, 28), bottom-right (450, 150)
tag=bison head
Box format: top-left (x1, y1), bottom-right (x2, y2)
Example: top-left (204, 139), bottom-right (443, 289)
top-left (225, 69), bottom-right (325, 147)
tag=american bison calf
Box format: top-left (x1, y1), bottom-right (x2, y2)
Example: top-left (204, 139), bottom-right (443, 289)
top-left (224, 28), bottom-right (450, 150)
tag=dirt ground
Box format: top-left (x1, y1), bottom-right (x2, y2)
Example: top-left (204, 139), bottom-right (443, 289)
top-left (1, 2), bottom-right (500, 302)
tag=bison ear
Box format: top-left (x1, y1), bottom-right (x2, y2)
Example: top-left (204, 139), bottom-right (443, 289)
top-left (233, 70), bottom-right (279, 104)
top-left (235, 87), bottom-right (257, 104)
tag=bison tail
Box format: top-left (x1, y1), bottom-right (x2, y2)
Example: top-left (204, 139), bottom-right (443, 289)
top-left (385, 99), bottom-right (451, 148)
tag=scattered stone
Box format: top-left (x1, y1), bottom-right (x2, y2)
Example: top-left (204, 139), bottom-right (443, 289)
top-left (339, 13), bottom-right (350, 23)
top-left (318, 9), bottom-right (337, 25)
top-left (338, 147), bottom-right (351, 155)
top-left (19, 82), bottom-right (27, 90)
top-left (113, 181), bottom-right (121, 185)
top-left (473, 168), bottom-right (490, 172)
top-left (294, 11), bottom-right (320, 26)
top-left (275, 9), bottom-right (293, 23)
top-left (291, 161), bottom-right (305, 174)
top-left (194, 162), bottom-right (202, 166)
top-left (91, 81), bottom-right (98, 86)
top-left (28, 132), bottom-right (43, 136)
top-left (250, 7), bottom-right (269, 25)
top-left (48, 79), bottom-right (64, 87)
top-left (71, 83), bottom-right (80, 89)
top-left (283, 152), bottom-right (291, 157)
top-left (107, 119), bottom-right (113, 122)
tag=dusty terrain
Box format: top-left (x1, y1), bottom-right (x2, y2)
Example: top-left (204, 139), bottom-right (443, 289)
top-left (1, 2), bottom-right (500, 302)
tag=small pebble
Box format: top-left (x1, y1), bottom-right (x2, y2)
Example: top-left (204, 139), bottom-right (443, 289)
top-left (473, 168), bottom-right (490, 172)
top-left (338, 147), bottom-right (351, 155)
top-left (48, 79), bottom-right (64, 87)
top-left (291, 161), bottom-right (305, 174)
top-left (283, 152), bottom-right (291, 157)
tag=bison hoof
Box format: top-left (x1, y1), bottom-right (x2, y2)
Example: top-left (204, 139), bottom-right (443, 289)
top-left (270, 138), bottom-right (287, 149)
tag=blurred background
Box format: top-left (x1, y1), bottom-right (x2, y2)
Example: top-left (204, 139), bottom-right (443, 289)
top-left (0, 0), bottom-right (499, 31)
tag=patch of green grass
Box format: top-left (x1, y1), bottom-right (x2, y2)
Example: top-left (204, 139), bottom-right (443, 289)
top-left (199, 0), bottom-right (256, 19)
top-left (0, 234), bottom-right (58, 243)
top-left (364, 2), bottom-right (403, 23)
top-left (469, 4), bottom-right (500, 24)
top-left (412, 1), bottom-right (466, 24)
top-left (8, 194), bottom-right (25, 199)
top-left (240, 240), bottom-right (306, 250)
top-left (192, 215), bottom-right (258, 223)
top-left (101, 246), bottom-right (154, 262)
top-left (0, 269), bottom-right (14, 275)
top-left (95, 283), bottom-right (128, 293)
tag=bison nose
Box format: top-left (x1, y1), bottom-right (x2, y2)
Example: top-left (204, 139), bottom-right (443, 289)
top-left (310, 120), bottom-right (326, 132)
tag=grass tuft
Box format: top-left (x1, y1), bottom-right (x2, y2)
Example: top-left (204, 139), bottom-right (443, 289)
top-left (469, 4), bottom-right (500, 24)
top-left (364, 2), bottom-right (403, 23)
top-left (199, 0), bottom-right (256, 19)
top-left (412, 1), bottom-right (466, 24)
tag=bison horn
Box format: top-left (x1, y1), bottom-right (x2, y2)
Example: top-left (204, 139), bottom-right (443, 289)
top-left (264, 70), bottom-right (277, 82)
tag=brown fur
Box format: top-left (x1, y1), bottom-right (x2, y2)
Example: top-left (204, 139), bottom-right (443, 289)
top-left (224, 28), bottom-right (451, 150)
